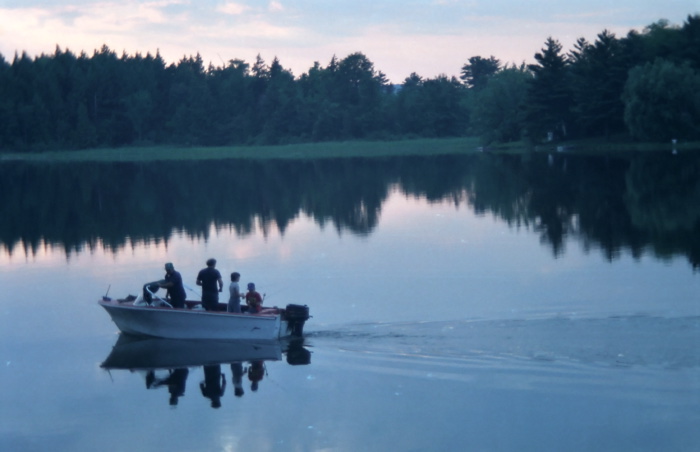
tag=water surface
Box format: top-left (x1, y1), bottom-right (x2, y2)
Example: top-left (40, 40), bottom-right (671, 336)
top-left (1, 151), bottom-right (699, 451)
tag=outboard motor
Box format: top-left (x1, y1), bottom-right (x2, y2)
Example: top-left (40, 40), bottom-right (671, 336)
top-left (284, 304), bottom-right (310, 337)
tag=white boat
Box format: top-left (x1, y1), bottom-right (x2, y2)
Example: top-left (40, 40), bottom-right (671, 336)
top-left (98, 286), bottom-right (310, 341)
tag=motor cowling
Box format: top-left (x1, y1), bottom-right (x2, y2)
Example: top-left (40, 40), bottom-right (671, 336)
top-left (284, 304), bottom-right (310, 337)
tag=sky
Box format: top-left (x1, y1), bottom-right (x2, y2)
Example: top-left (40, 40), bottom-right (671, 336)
top-left (0, 1), bottom-right (697, 83)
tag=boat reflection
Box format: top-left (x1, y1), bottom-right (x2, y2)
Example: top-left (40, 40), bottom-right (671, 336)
top-left (101, 334), bottom-right (311, 407)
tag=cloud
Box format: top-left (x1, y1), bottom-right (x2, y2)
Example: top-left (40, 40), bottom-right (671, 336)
top-left (195, 19), bottom-right (303, 41)
top-left (268, 1), bottom-right (284, 13)
top-left (217, 2), bottom-right (249, 16)
top-left (0, 2), bottom-right (193, 61)
top-left (0, 0), bottom-right (696, 82)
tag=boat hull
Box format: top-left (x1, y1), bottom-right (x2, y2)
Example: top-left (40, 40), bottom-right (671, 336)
top-left (99, 300), bottom-right (289, 340)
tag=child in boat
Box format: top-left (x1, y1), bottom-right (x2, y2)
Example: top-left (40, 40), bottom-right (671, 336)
top-left (245, 282), bottom-right (263, 314)
top-left (227, 272), bottom-right (243, 313)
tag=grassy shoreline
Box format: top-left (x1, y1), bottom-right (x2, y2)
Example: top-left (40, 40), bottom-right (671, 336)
top-left (0, 137), bottom-right (482, 162)
top-left (0, 136), bottom-right (697, 162)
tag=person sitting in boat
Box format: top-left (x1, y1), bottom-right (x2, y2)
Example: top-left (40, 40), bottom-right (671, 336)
top-left (196, 258), bottom-right (223, 311)
top-left (245, 282), bottom-right (263, 314)
top-left (159, 262), bottom-right (186, 309)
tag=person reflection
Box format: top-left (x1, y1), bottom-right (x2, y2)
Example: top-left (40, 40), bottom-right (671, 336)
top-left (200, 365), bottom-right (226, 408)
top-left (247, 360), bottom-right (266, 392)
top-left (145, 368), bottom-right (189, 406)
top-left (231, 362), bottom-right (245, 397)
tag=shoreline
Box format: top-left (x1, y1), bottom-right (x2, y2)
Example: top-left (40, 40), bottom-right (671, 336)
top-left (0, 136), bottom-right (697, 163)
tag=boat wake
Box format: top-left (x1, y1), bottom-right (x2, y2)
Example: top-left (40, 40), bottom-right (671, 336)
top-left (305, 315), bottom-right (700, 371)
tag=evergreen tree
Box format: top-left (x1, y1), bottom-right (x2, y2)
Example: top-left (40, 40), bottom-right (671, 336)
top-left (0, 54), bottom-right (13, 148)
top-left (208, 59), bottom-right (253, 144)
top-left (165, 53), bottom-right (211, 145)
top-left (460, 56), bottom-right (501, 90)
top-left (679, 14), bottom-right (700, 68)
top-left (258, 57), bottom-right (300, 144)
top-left (568, 30), bottom-right (627, 138)
top-left (523, 38), bottom-right (573, 141)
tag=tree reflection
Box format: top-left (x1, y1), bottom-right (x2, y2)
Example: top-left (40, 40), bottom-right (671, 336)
top-left (1, 151), bottom-right (699, 267)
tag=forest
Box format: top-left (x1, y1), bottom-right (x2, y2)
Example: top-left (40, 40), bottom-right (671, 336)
top-left (0, 14), bottom-right (698, 152)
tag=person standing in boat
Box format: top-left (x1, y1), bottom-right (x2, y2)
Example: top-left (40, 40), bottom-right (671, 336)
top-left (228, 272), bottom-right (244, 313)
top-left (196, 258), bottom-right (223, 311)
top-left (159, 262), bottom-right (186, 308)
top-left (245, 282), bottom-right (263, 314)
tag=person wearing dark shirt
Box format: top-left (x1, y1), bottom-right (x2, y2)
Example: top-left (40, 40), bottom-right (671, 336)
top-left (159, 262), bottom-right (186, 308)
top-left (196, 258), bottom-right (223, 311)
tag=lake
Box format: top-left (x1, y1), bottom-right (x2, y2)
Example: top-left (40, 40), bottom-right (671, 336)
top-left (1, 150), bottom-right (699, 452)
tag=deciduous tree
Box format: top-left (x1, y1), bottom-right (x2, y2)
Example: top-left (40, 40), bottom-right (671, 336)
top-left (622, 59), bottom-right (700, 141)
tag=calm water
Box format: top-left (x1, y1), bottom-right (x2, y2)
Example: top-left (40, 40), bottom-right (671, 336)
top-left (1, 150), bottom-right (699, 451)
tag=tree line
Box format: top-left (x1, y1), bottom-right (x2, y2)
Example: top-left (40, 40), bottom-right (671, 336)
top-left (1, 14), bottom-right (698, 152)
